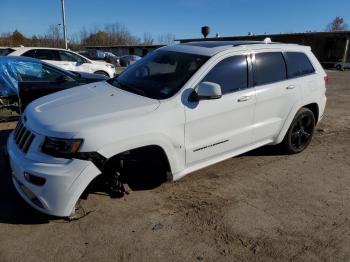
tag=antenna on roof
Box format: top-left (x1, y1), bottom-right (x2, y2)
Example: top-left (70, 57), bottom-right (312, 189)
top-left (264, 37), bottom-right (272, 44)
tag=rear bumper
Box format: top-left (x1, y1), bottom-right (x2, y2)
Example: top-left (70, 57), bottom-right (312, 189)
top-left (7, 132), bottom-right (100, 217)
top-left (318, 96), bottom-right (327, 122)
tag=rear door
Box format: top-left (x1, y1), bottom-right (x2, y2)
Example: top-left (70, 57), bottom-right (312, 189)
top-left (14, 61), bottom-right (78, 109)
top-left (251, 50), bottom-right (300, 142)
top-left (185, 54), bottom-right (256, 165)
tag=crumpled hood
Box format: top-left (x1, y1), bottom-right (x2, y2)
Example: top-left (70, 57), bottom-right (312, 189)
top-left (25, 81), bottom-right (160, 137)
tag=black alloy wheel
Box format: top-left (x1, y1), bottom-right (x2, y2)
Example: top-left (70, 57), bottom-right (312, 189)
top-left (281, 108), bottom-right (315, 154)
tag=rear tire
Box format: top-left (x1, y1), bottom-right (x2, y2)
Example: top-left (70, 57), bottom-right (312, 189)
top-left (94, 71), bottom-right (110, 77)
top-left (281, 108), bottom-right (315, 154)
top-left (336, 64), bottom-right (342, 71)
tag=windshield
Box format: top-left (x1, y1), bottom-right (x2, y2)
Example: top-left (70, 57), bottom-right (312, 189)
top-left (109, 50), bottom-right (209, 99)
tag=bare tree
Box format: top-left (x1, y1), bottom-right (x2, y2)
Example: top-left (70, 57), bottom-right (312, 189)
top-left (79, 26), bottom-right (89, 44)
top-left (0, 32), bottom-right (13, 46)
top-left (83, 31), bottom-right (109, 46)
top-left (0, 30), bottom-right (28, 46)
top-left (157, 33), bottom-right (175, 45)
top-left (79, 23), bottom-right (140, 46)
top-left (45, 24), bottom-right (63, 48)
top-left (326, 16), bottom-right (348, 32)
top-left (142, 32), bottom-right (154, 45)
top-left (104, 23), bottom-right (140, 45)
top-left (0, 22), bottom-right (142, 50)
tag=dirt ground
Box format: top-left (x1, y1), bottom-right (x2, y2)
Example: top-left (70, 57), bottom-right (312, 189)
top-left (0, 70), bottom-right (349, 262)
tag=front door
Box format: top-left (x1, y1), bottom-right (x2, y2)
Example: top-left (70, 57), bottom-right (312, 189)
top-left (185, 54), bottom-right (256, 165)
top-left (58, 50), bottom-right (92, 73)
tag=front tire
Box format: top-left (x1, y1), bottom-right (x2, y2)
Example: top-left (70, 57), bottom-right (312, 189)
top-left (336, 64), bottom-right (342, 71)
top-left (281, 108), bottom-right (315, 154)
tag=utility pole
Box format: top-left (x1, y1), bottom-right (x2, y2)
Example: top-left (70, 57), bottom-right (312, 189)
top-left (61, 0), bottom-right (68, 49)
top-left (341, 36), bottom-right (349, 71)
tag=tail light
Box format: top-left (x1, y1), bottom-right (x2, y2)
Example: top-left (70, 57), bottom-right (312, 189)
top-left (324, 75), bottom-right (330, 86)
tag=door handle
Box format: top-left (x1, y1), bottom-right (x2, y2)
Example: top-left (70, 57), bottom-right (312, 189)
top-left (286, 85), bottom-right (295, 90)
top-left (237, 96), bottom-right (252, 102)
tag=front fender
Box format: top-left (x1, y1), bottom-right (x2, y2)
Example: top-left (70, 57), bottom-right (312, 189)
top-left (97, 133), bottom-right (185, 179)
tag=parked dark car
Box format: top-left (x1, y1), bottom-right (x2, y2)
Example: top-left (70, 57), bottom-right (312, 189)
top-left (0, 56), bottom-right (108, 120)
top-left (79, 50), bottom-right (120, 67)
top-left (104, 52), bottom-right (120, 67)
top-left (78, 49), bottom-right (106, 61)
top-left (119, 55), bottom-right (142, 67)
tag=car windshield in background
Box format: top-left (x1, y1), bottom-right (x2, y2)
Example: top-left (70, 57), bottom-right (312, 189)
top-left (110, 50), bottom-right (209, 99)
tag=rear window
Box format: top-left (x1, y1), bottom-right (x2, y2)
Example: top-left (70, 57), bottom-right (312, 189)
top-left (254, 52), bottom-right (287, 86)
top-left (285, 52), bottom-right (315, 78)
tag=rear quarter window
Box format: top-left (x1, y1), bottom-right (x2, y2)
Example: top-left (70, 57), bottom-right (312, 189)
top-left (253, 52), bottom-right (287, 86)
top-left (285, 52), bottom-right (315, 78)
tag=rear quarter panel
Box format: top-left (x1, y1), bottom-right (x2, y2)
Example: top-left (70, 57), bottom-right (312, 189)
top-left (299, 49), bottom-right (327, 122)
top-left (275, 47), bottom-right (327, 143)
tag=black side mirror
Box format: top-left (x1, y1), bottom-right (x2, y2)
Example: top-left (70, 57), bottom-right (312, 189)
top-left (55, 75), bottom-right (72, 83)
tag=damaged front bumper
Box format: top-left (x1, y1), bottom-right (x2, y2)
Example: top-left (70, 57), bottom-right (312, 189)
top-left (7, 132), bottom-right (101, 217)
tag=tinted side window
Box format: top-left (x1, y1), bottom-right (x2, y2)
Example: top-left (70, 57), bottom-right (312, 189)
top-left (202, 55), bottom-right (248, 94)
top-left (254, 52), bottom-right (287, 86)
top-left (34, 50), bottom-right (59, 61)
top-left (286, 52), bottom-right (315, 78)
top-left (21, 49), bottom-right (36, 58)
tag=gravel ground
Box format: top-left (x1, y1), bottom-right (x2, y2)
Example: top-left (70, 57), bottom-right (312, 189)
top-left (0, 70), bottom-right (349, 262)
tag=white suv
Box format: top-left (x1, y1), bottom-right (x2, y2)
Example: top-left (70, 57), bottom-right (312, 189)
top-left (7, 40), bottom-right (327, 217)
top-left (8, 47), bottom-right (116, 78)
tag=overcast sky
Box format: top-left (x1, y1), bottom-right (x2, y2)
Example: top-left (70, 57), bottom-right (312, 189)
top-left (1, 0), bottom-right (349, 40)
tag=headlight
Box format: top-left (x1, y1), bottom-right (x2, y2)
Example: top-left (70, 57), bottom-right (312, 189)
top-left (42, 137), bottom-right (83, 158)
top-left (106, 64), bottom-right (115, 69)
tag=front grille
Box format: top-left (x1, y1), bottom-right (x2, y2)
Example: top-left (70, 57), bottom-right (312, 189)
top-left (13, 119), bottom-right (35, 154)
